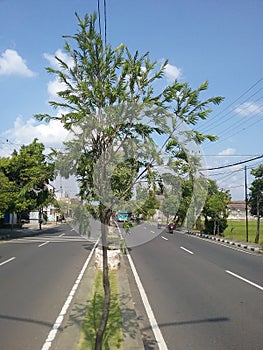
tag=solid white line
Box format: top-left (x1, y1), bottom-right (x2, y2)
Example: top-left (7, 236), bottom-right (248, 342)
top-left (161, 236), bottom-right (168, 241)
top-left (184, 232), bottom-right (259, 256)
top-left (180, 246), bottom-right (194, 255)
top-left (38, 241), bottom-right (50, 248)
top-left (41, 239), bottom-right (98, 350)
top-left (126, 250), bottom-right (168, 350)
top-left (225, 270), bottom-right (263, 291)
top-left (0, 257), bottom-right (16, 267)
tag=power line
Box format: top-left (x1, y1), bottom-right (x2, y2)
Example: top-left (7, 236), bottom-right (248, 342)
top-left (97, 0), bottom-right (102, 37)
top-left (200, 154), bottom-right (263, 171)
top-left (104, 0), bottom-right (107, 47)
top-left (198, 77), bottom-right (263, 132)
top-left (97, 0), bottom-right (107, 47)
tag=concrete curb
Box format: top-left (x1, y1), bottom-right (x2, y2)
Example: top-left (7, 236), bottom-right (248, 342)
top-left (186, 230), bottom-right (263, 254)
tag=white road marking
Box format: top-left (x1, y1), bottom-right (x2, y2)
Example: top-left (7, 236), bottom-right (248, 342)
top-left (161, 236), bottom-right (168, 241)
top-left (41, 239), bottom-right (98, 350)
top-left (38, 241), bottom-right (50, 248)
top-left (151, 230), bottom-right (155, 234)
top-left (0, 257), bottom-right (16, 267)
top-left (58, 233), bottom-right (65, 237)
top-left (180, 246), bottom-right (194, 255)
top-left (225, 270), bottom-right (263, 291)
top-left (10, 236), bottom-right (93, 244)
top-left (126, 250), bottom-right (168, 350)
top-left (183, 232), bottom-right (260, 256)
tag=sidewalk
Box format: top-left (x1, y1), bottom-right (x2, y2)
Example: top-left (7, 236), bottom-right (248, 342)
top-left (0, 222), bottom-right (58, 240)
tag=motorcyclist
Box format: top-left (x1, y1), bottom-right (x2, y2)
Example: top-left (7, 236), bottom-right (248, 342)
top-left (168, 222), bottom-right (174, 233)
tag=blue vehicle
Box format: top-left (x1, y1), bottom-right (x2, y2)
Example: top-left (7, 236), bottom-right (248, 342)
top-left (116, 210), bottom-right (129, 222)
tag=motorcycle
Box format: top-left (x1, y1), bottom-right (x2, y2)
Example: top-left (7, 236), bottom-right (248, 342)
top-left (168, 223), bottom-right (174, 233)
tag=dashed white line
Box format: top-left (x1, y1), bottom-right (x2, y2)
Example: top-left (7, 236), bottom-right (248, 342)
top-left (38, 241), bottom-right (50, 248)
top-left (180, 246), bottom-right (194, 255)
top-left (0, 257), bottom-right (16, 267)
top-left (225, 270), bottom-right (263, 291)
top-left (161, 236), bottom-right (168, 241)
top-left (58, 233), bottom-right (65, 237)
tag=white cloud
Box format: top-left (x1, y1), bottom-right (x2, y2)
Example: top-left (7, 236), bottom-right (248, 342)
top-left (218, 148), bottom-right (236, 156)
top-left (0, 113), bottom-right (69, 157)
top-left (0, 49), bottom-right (35, 77)
top-left (164, 63), bottom-right (182, 82)
top-left (43, 49), bottom-right (73, 69)
top-left (47, 77), bottom-right (67, 100)
top-left (44, 49), bottom-right (73, 100)
top-left (235, 102), bottom-right (263, 116)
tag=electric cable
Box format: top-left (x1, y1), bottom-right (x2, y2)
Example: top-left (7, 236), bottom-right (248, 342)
top-left (200, 154), bottom-right (263, 171)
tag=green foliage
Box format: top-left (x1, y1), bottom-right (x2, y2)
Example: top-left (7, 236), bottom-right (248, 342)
top-left (249, 164), bottom-right (263, 243)
top-left (161, 195), bottom-right (180, 221)
top-left (249, 164), bottom-right (263, 217)
top-left (78, 271), bottom-right (123, 350)
top-left (34, 12), bottom-right (224, 349)
top-left (202, 179), bottom-right (231, 235)
top-left (0, 139), bottom-right (55, 220)
top-left (71, 200), bottom-right (92, 236)
top-left (34, 13), bottom-right (224, 220)
top-left (0, 170), bottom-right (16, 219)
top-left (136, 191), bottom-right (160, 219)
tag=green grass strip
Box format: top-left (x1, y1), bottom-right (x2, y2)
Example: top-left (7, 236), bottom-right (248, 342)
top-left (223, 220), bottom-right (262, 246)
top-left (77, 270), bottom-right (124, 350)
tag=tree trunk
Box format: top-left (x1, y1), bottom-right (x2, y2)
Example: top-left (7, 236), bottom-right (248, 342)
top-left (255, 216), bottom-right (260, 244)
top-left (95, 209), bottom-right (111, 350)
top-left (213, 220), bottom-right (216, 235)
top-left (255, 197), bottom-right (260, 244)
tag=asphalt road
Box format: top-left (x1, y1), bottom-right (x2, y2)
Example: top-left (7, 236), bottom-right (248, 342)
top-left (127, 223), bottom-right (263, 350)
top-left (0, 224), bottom-right (95, 350)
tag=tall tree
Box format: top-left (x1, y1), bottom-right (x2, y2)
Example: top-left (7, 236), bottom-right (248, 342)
top-left (249, 164), bottom-right (263, 244)
top-left (0, 139), bottom-right (55, 227)
top-left (0, 170), bottom-right (16, 220)
top-left (202, 179), bottom-right (231, 235)
top-left (35, 12), bottom-right (223, 349)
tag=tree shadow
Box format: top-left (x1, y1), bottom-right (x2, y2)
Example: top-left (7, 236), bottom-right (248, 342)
top-left (0, 313), bottom-right (56, 329)
top-left (142, 316), bottom-right (230, 332)
top-left (65, 271), bottom-right (123, 350)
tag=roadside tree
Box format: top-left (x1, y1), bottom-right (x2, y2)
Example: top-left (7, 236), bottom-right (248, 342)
top-left (0, 139), bottom-right (55, 227)
top-left (35, 12), bottom-right (223, 349)
top-left (249, 164), bottom-right (263, 244)
top-left (161, 195), bottom-right (180, 223)
top-left (202, 179), bottom-right (231, 235)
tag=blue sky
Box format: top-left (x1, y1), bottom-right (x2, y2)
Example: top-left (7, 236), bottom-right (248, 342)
top-left (0, 0), bottom-right (262, 200)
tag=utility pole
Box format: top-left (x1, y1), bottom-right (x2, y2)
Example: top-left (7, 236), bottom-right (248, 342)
top-left (245, 166), bottom-right (249, 242)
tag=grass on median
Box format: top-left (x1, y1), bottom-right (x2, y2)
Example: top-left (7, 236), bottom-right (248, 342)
top-left (223, 220), bottom-right (263, 246)
top-left (77, 270), bottom-right (124, 350)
